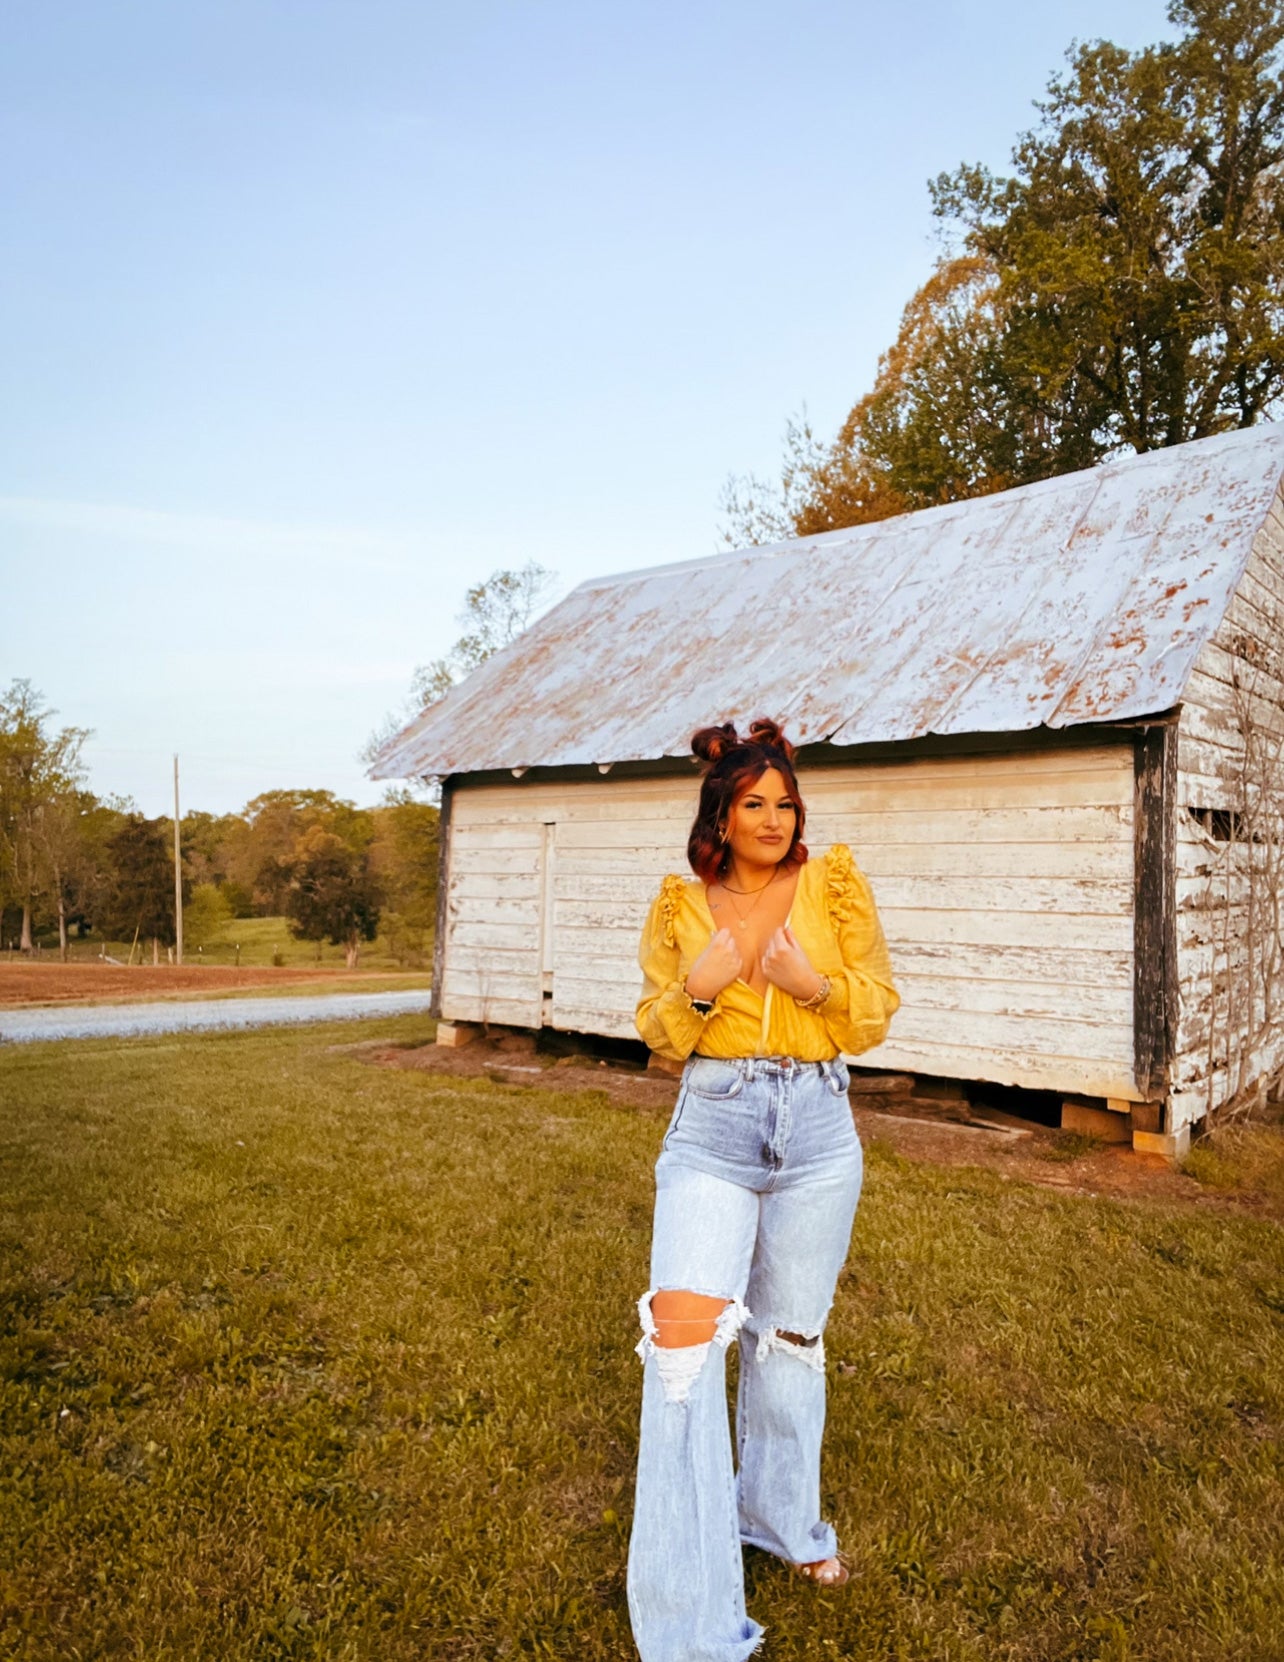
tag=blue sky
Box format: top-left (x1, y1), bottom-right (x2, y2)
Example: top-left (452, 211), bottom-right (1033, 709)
top-left (2, 0), bottom-right (1174, 815)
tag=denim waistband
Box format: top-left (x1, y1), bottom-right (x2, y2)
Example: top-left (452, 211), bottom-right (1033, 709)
top-left (689, 1054), bottom-right (839, 1078)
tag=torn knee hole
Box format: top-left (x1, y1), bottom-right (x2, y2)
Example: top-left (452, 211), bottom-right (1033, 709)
top-left (758, 1324), bottom-right (827, 1372)
top-left (648, 1289), bottom-right (731, 1348)
top-left (635, 1289), bottom-right (750, 1404)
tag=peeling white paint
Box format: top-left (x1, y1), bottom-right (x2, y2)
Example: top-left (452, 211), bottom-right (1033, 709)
top-left (372, 428), bottom-right (1284, 780)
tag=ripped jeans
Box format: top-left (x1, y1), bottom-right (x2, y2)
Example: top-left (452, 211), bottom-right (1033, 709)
top-left (627, 1054), bottom-right (864, 1662)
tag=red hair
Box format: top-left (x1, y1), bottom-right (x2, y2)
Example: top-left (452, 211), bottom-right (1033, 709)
top-left (686, 718), bottom-right (808, 883)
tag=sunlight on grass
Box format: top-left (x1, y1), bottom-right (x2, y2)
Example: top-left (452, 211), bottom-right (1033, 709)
top-left (3, 1021), bottom-right (1283, 1659)
top-left (41, 916), bottom-right (433, 973)
top-left (1182, 1115), bottom-right (1284, 1208)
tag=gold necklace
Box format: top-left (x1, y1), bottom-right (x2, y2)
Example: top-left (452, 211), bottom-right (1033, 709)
top-left (719, 869), bottom-right (777, 930)
top-left (721, 874), bottom-right (776, 895)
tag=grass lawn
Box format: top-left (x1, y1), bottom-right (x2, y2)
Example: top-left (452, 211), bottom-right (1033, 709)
top-left (36, 916), bottom-right (431, 973)
top-left (3, 1019), bottom-right (1283, 1660)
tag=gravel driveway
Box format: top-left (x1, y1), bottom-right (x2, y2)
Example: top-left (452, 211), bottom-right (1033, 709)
top-left (0, 988), bottom-right (433, 1045)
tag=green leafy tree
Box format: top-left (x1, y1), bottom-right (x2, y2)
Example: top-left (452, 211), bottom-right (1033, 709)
top-left (219, 879), bottom-right (254, 919)
top-left (224, 790), bottom-right (371, 915)
top-left (0, 679), bottom-right (91, 951)
top-left (31, 785), bottom-right (104, 960)
top-left (369, 787), bottom-right (440, 965)
top-left (184, 882), bottom-right (233, 950)
top-left (363, 563), bottom-right (556, 766)
top-left (179, 809), bottom-right (245, 888)
top-left (279, 825), bottom-right (381, 969)
top-left (52, 793), bottom-right (134, 946)
top-left (102, 814), bottom-right (179, 961)
top-left (726, 0), bottom-right (1284, 539)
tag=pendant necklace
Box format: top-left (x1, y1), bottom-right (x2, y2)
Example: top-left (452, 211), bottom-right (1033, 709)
top-left (720, 869), bottom-right (777, 930)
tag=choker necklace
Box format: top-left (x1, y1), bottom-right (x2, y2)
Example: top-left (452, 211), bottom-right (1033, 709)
top-left (721, 873), bottom-right (777, 896)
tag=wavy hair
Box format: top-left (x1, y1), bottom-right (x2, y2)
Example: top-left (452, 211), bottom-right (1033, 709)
top-left (686, 718), bottom-right (808, 883)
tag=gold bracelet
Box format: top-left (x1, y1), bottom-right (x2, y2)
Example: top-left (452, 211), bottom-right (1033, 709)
top-left (794, 975), bottom-right (831, 1012)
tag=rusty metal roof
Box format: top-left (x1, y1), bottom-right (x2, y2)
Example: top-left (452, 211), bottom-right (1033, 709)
top-left (370, 425), bottom-right (1284, 780)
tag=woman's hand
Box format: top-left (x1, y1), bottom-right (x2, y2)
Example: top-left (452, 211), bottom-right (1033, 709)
top-left (684, 929), bottom-right (744, 1001)
top-left (762, 925), bottom-right (824, 1002)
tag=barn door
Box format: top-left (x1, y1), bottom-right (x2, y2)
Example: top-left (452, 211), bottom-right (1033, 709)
top-left (537, 819), bottom-right (557, 1024)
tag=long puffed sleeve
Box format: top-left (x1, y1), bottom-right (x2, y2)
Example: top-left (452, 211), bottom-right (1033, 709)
top-left (817, 844), bottom-right (900, 1055)
top-left (634, 874), bottom-right (712, 1062)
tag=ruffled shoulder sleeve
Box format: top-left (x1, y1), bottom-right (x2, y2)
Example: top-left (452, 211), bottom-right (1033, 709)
top-left (811, 842), bottom-right (900, 1055)
top-left (823, 842), bottom-right (862, 929)
top-left (656, 873), bottom-right (687, 947)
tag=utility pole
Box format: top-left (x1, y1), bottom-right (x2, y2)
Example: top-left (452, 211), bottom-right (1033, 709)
top-left (173, 753), bottom-right (184, 966)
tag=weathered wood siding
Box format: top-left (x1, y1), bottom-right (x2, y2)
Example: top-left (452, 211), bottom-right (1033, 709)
top-left (442, 777), bottom-right (693, 1033)
top-left (1173, 495), bottom-right (1284, 1131)
top-left (442, 743), bottom-right (1137, 1097)
top-left (806, 747), bottom-right (1136, 1098)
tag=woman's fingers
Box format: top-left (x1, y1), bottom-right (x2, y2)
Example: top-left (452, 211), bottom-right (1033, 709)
top-left (762, 925), bottom-right (813, 998)
top-left (712, 929), bottom-right (743, 974)
top-left (714, 929), bottom-right (740, 963)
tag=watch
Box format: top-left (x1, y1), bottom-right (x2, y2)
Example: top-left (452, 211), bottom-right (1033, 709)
top-left (682, 980), bottom-right (716, 1017)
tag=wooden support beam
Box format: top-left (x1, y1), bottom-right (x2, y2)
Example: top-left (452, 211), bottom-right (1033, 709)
top-left (1129, 1101), bottom-right (1162, 1135)
top-left (1060, 1100), bottom-right (1132, 1143)
top-left (436, 1022), bottom-right (481, 1049)
top-left (847, 1072), bottom-right (916, 1096)
top-left (1132, 1124), bottom-right (1191, 1162)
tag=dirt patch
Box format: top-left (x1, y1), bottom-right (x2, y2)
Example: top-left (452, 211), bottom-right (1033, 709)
top-left (0, 962), bottom-right (411, 1007)
top-left (347, 1033), bottom-right (1281, 1219)
top-left (353, 1032), bottom-right (680, 1113)
top-left (849, 1108), bottom-right (1254, 1213)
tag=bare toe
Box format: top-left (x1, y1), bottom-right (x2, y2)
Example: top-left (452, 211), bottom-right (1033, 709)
top-left (794, 1555), bottom-right (849, 1588)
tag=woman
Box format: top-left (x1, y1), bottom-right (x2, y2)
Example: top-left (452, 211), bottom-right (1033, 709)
top-left (627, 718), bottom-right (900, 1662)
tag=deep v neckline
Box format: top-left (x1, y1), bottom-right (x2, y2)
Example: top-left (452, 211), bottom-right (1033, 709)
top-left (699, 866), bottom-right (801, 1001)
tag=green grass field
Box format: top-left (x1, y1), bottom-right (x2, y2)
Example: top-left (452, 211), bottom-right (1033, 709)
top-left (38, 915), bottom-right (431, 973)
top-left (3, 1019), bottom-right (1283, 1660)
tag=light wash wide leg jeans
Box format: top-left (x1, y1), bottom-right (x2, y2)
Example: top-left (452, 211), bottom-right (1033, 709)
top-left (627, 1054), bottom-right (864, 1662)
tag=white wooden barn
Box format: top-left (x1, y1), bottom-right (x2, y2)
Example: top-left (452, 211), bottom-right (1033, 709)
top-left (372, 426), bottom-right (1284, 1159)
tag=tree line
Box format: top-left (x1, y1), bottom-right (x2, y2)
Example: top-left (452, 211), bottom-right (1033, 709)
top-left (722, 0), bottom-right (1284, 544)
top-left (0, 680), bottom-right (438, 968)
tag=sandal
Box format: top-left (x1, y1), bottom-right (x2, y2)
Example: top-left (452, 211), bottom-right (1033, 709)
top-left (792, 1554), bottom-right (849, 1588)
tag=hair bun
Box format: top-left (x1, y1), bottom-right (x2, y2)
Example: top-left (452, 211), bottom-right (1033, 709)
top-left (747, 717), bottom-right (796, 763)
top-left (691, 722), bottom-right (740, 765)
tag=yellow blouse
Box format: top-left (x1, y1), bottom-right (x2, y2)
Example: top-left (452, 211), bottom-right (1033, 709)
top-left (635, 843), bottom-right (900, 1063)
